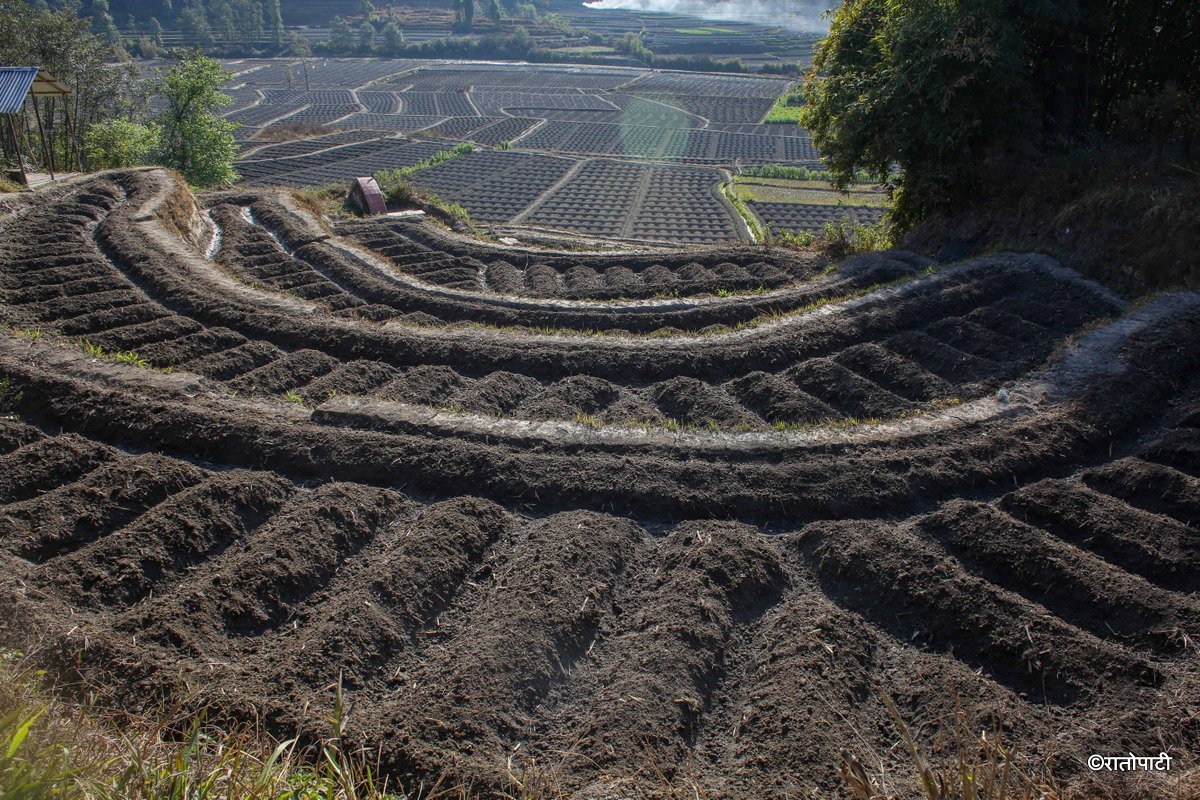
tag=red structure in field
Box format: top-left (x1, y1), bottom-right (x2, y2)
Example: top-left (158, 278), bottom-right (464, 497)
top-left (348, 176), bottom-right (387, 215)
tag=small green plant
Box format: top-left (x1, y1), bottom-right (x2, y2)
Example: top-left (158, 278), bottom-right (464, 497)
top-left (109, 350), bottom-right (150, 368)
top-left (79, 340), bottom-right (151, 368)
top-left (573, 412), bottom-right (601, 428)
top-left (496, 139), bottom-right (512, 150)
top-left (0, 376), bottom-right (20, 413)
top-left (775, 228), bottom-right (816, 248)
top-left (0, 705), bottom-right (72, 798)
top-left (10, 328), bottom-right (46, 339)
top-left (284, 390), bottom-right (306, 406)
top-left (374, 178), bottom-right (474, 230)
top-left (375, 142), bottom-right (475, 186)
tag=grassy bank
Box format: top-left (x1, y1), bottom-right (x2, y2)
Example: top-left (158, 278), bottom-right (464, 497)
top-left (0, 650), bottom-right (403, 800)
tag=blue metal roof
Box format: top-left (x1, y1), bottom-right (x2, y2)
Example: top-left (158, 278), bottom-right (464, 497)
top-left (0, 67), bottom-right (38, 115)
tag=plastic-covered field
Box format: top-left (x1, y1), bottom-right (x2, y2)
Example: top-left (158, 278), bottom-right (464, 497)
top-left (751, 201), bottom-right (887, 234)
top-left (514, 120), bottom-right (818, 164)
top-left (217, 59), bottom-right (826, 241)
top-left (406, 150), bottom-right (578, 222)
top-left (2, 169), bottom-right (1197, 799)
top-left (234, 137), bottom-right (450, 186)
top-left (452, 157), bottom-right (742, 244)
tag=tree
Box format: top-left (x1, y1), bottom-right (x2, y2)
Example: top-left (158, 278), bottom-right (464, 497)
top-left (328, 16), bottom-right (354, 52)
top-left (84, 119), bottom-right (160, 169)
top-left (485, 0), bottom-right (501, 25)
top-left (154, 53), bottom-right (239, 186)
top-left (287, 30), bottom-right (311, 57)
top-left (89, 0), bottom-right (120, 45)
top-left (380, 20), bottom-right (403, 55)
top-left (0, 0), bottom-right (146, 167)
top-left (136, 35), bottom-right (158, 58)
top-left (615, 31), bottom-right (652, 63)
top-left (356, 19), bottom-right (375, 52)
top-left (454, 0), bottom-right (475, 32)
top-left (265, 0), bottom-right (283, 48)
top-left (209, 0), bottom-right (235, 47)
top-left (801, 0), bottom-right (1200, 228)
top-left (231, 0), bottom-right (263, 48)
top-left (178, 0), bottom-right (213, 48)
top-left (149, 16), bottom-right (164, 46)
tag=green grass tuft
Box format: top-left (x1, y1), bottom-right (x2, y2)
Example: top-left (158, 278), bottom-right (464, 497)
top-left (80, 340), bottom-right (151, 369)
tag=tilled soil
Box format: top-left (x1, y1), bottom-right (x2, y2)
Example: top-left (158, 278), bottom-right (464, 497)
top-left (0, 170), bottom-right (1197, 798)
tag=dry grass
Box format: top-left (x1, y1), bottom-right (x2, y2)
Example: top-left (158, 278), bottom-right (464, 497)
top-left (1, 650), bottom-right (1193, 800)
top-left (292, 185), bottom-right (349, 223)
top-left (838, 689), bottom-right (1199, 800)
top-left (254, 123), bottom-right (338, 143)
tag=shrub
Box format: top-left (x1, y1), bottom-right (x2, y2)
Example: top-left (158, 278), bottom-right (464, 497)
top-left (83, 119), bottom-right (160, 170)
top-left (822, 219), bottom-right (891, 258)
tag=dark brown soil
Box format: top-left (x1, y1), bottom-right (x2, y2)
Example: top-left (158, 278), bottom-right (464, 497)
top-left (1, 170), bottom-right (1197, 799)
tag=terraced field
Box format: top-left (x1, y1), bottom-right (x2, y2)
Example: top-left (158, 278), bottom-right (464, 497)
top-left (216, 58), bottom-right (859, 242)
top-left (2, 169), bottom-right (1196, 798)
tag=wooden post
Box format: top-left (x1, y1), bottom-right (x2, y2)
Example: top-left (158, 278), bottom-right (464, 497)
top-left (32, 96), bottom-right (54, 179)
top-left (17, 107), bottom-right (38, 173)
top-left (5, 116), bottom-right (27, 186)
top-left (62, 102), bottom-right (82, 172)
top-left (46, 97), bottom-right (58, 173)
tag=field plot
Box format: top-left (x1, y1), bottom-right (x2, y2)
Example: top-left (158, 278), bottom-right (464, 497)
top-left (515, 120), bottom-right (816, 164)
top-left (392, 63), bottom-right (642, 90)
top-left (406, 149), bottom-right (578, 222)
top-left (333, 112), bottom-right (447, 131)
top-left (623, 71), bottom-right (794, 97)
top-left (622, 92), bottom-right (780, 124)
top-left (752, 201), bottom-right (886, 233)
top-left (234, 136), bottom-right (450, 186)
top-left (519, 158), bottom-right (740, 244)
top-left (239, 129), bottom-right (387, 159)
top-left (2, 169), bottom-right (1198, 800)
top-left (423, 115), bottom-right (539, 145)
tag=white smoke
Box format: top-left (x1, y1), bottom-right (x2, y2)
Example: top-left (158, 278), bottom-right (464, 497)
top-left (582, 0), bottom-right (832, 33)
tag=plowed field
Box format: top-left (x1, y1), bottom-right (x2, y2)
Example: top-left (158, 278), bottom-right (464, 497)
top-left (1, 169), bottom-right (1197, 798)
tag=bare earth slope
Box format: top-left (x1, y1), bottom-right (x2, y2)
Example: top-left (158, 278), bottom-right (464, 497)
top-left (0, 169), bottom-right (1196, 798)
